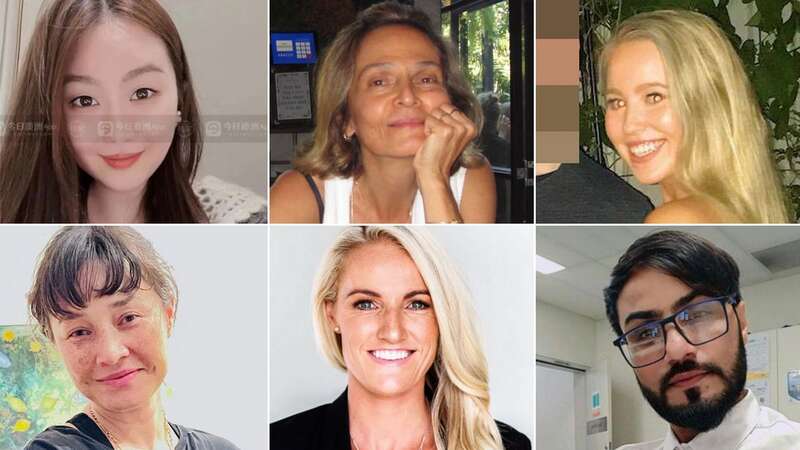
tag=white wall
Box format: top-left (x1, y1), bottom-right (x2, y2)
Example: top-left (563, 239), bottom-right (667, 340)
top-left (741, 273), bottom-right (800, 332)
top-left (536, 301), bottom-right (595, 368)
top-left (536, 364), bottom-right (578, 450)
top-left (9, 0), bottom-right (267, 194)
top-left (269, 225), bottom-right (534, 440)
top-left (0, 226), bottom-right (268, 450)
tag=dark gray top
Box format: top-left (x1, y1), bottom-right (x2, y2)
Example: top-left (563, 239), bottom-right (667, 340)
top-left (24, 413), bottom-right (240, 450)
top-left (536, 151), bottom-right (653, 223)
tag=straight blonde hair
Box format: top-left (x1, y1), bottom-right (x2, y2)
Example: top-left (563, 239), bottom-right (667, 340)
top-left (311, 226), bottom-right (504, 450)
top-left (599, 10), bottom-right (791, 223)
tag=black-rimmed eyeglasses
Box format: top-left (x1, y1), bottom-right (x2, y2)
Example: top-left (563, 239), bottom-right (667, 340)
top-left (613, 296), bottom-right (740, 369)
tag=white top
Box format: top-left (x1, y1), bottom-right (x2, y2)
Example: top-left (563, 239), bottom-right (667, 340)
top-left (320, 166), bottom-right (467, 224)
top-left (617, 390), bottom-right (800, 450)
top-left (193, 175), bottom-right (267, 223)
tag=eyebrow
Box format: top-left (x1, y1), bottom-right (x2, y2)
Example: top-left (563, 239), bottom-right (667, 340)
top-left (622, 290), bottom-right (701, 328)
top-left (58, 291), bottom-right (137, 321)
top-left (64, 64), bottom-right (166, 85)
top-left (356, 60), bottom-right (442, 79)
top-left (344, 288), bottom-right (431, 300)
top-left (605, 82), bottom-right (669, 97)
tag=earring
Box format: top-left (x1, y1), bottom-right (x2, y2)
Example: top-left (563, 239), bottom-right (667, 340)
top-left (334, 326), bottom-right (341, 333)
top-left (343, 133), bottom-right (352, 143)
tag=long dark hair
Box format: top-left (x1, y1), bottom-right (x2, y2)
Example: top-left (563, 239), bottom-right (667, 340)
top-left (0, 0), bottom-right (207, 223)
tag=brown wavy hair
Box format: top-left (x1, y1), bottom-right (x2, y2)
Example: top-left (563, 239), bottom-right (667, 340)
top-left (0, 0), bottom-right (207, 223)
top-left (294, 1), bottom-right (484, 179)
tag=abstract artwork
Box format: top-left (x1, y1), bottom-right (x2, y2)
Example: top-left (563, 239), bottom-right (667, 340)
top-left (0, 324), bottom-right (85, 449)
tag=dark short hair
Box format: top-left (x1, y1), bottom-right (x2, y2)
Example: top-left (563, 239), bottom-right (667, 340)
top-left (28, 226), bottom-right (177, 339)
top-left (603, 230), bottom-right (741, 336)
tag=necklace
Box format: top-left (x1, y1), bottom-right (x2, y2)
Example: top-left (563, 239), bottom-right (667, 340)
top-left (88, 407), bottom-right (176, 450)
top-left (351, 435), bottom-right (426, 450)
top-left (350, 178), bottom-right (413, 224)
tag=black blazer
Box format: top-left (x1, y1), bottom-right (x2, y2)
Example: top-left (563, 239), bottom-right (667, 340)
top-left (270, 390), bottom-right (531, 450)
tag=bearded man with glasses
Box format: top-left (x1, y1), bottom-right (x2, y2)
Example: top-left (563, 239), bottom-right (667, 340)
top-left (603, 230), bottom-right (800, 449)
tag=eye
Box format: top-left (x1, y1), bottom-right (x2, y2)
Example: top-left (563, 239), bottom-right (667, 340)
top-left (68, 329), bottom-right (91, 339)
top-left (70, 96), bottom-right (99, 108)
top-left (131, 88), bottom-right (157, 101)
top-left (407, 300), bottom-right (430, 311)
top-left (418, 75), bottom-right (439, 85)
top-left (646, 93), bottom-right (664, 104)
top-left (120, 313), bottom-right (140, 325)
top-left (370, 79), bottom-right (386, 87)
top-left (353, 300), bottom-right (378, 311)
top-left (605, 98), bottom-right (624, 110)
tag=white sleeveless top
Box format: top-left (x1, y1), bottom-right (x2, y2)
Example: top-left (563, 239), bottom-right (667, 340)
top-left (321, 167), bottom-right (467, 224)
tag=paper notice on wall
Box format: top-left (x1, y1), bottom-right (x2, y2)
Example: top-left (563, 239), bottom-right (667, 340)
top-left (275, 71), bottom-right (312, 121)
top-left (746, 333), bottom-right (770, 405)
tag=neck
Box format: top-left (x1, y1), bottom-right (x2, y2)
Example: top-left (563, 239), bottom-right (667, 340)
top-left (658, 175), bottom-right (688, 203)
top-left (348, 376), bottom-right (433, 450)
top-left (354, 156), bottom-right (419, 223)
top-left (87, 396), bottom-right (172, 450)
top-left (670, 389), bottom-right (749, 444)
top-left (87, 182), bottom-right (147, 223)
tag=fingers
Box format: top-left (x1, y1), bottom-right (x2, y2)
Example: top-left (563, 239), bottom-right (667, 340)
top-left (430, 105), bottom-right (477, 149)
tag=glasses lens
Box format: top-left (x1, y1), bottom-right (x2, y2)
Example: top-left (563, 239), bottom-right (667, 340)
top-left (622, 322), bottom-right (665, 367)
top-left (675, 299), bottom-right (728, 345)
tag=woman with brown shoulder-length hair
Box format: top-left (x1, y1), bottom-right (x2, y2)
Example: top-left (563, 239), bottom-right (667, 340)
top-left (270, 1), bottom-right (496, 224)
top-left (0, 0), bottom-right (260, 223)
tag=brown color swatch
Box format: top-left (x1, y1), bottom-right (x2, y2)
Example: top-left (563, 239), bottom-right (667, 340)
top-left (536, 0), bottom-right (578, 39)
top-left (536, 39), bottom-right (579, 86)
top-left (536, 132), bottom-right (579, 163)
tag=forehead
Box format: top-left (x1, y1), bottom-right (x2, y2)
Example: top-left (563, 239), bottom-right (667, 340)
top-left (617, 267), bottom-right (692, 318)
top-left (65, 17), bottom-right (175, 80)
top-left (354, 25), bottom-right (441, 68)
top-left (606, 39), bottom-right (667, 89)
top-left (338, 241), bottom-right (427, 294)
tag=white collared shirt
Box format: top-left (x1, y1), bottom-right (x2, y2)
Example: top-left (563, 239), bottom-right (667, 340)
top-left (617, 390), bottom-right (800, 450)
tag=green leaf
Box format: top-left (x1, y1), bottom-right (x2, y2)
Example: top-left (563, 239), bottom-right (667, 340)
top-left (746, 11), bottom-right (762, 27)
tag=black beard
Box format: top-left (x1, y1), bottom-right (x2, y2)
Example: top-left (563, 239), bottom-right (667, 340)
top-left (637, 334), bottom-right (747, 433)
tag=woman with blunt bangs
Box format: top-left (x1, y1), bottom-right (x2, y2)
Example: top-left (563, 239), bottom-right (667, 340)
top-left (270, 2), bottom-right (496, 224)
top-left (600, 9), bottom-right (792, 223)
top-left (270, 226), bottom-right (530, 450)
top-left (25, 227), bottom-right (239, 449)
top-left (0, 0), bottom-right (266, 223)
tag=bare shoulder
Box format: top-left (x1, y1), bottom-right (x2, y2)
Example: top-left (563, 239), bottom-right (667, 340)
top-left (269, 169), bottom-right (324, 223)
top-left (461, 156), bottom-right (496, 223)
top-left (645, 196), bottom-right (737, 224)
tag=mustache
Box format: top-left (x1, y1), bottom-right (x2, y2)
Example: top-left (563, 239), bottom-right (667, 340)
top-left (659, 359), bottom-right (726, 396)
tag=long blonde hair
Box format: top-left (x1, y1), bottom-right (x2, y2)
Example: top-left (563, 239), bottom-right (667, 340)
top-left (311, 226), bottom-right (504, 450)
top-left (294, 2), bottom-right (484, 179)
top-left (599, 9), bottom-right (791, 223)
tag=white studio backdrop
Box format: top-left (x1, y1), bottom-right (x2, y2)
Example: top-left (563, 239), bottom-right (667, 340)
top-left (269, 225), bottom-right (534, 440)
top-left (0, 225), bottom-right (268, 450)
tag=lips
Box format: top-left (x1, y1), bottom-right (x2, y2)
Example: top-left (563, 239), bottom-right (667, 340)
top-left (101, 152), bottom-right (144, 169)
top-left (389, 118), bottom-right (425, 128)
top-left (97, 368), bottom-right (142, 387)
top-left (668, 369), bottom-right (708, 388)
top-left (369, 349), bottom-right (415, 362)
top-left (627, 139), bottom-right (665, 160)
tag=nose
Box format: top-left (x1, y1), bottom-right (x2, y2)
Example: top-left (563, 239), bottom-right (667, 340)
top-left (95, 328), bottom-right (130, 366)
top-left (394, 78), bottom-right (420, 107)
top-left (99, 100), bottom-right (137, 144)
top-left (622, 102), bottom-right (646, 135)
top-left (663, 323), bottom-right (696, 362)
top-left (377, 308), bottom-right (407, 343)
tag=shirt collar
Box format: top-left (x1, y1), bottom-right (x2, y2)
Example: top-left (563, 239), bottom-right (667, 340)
top-left (661, 390), bottom-right (758, 450)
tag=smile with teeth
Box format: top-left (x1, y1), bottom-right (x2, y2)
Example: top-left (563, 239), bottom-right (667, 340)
top-left (629, 139), bottom-right (665, 157)
top-left (370, 349), bottom-right (413, 361)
